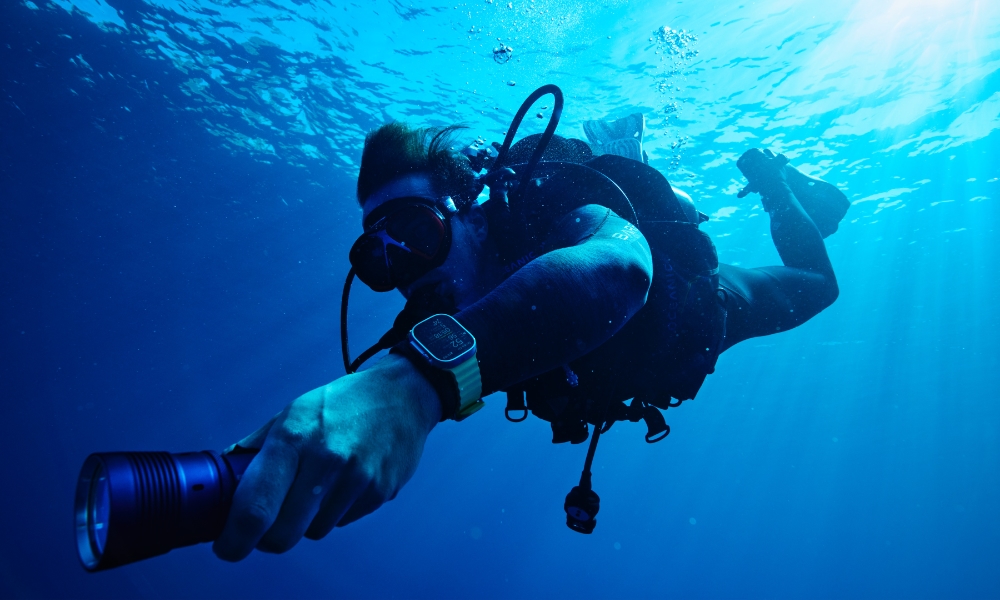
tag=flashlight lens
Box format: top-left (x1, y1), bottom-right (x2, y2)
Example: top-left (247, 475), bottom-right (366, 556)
top-left (75, 455), bottom-right (110, 570)
top-left (88, 463), bottom-right (110, 557)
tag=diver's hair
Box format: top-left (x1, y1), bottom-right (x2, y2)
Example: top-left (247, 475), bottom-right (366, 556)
top-left (356, 123), bottom-right (479, 210)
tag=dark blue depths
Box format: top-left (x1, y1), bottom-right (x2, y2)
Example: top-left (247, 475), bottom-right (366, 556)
top-left (2, 3), bottom-right (999, 599)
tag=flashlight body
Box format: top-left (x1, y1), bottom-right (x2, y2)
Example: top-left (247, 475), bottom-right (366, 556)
top-left (75, 449), bottom-right (257, 572)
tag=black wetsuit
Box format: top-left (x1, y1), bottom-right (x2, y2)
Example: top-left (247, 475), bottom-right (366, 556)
top-left (453, 187), bottom-right (838, 423)
top-left (458, 205), bottom-right (655, 402)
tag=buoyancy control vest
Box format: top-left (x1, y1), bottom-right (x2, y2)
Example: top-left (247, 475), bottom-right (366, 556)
top-left (475, 106), bottom-right (727, 534)
top-left (490, 151), bottom-right (726, 446)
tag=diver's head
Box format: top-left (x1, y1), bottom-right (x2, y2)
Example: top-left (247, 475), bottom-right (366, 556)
top-left (356, 123), bottom-right (481, 210)
top-left (351, 123), bottom-right (494, 308)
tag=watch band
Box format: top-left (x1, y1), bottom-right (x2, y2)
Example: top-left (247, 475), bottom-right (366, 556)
top-left (448, 355), bottom-right (484, 420)
top-left (390, 344), bottom-right (460, 421)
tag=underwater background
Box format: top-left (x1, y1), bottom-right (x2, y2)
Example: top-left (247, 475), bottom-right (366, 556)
top-left (2, 0), bottom-right (999, 598)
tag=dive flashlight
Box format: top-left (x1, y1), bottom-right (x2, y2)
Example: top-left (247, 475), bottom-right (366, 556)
top-left (74, 449), bottom-right (257, 571)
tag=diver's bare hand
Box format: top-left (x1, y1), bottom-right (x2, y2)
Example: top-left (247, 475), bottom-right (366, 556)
top-left (212, 354), bottom-right (441, 561)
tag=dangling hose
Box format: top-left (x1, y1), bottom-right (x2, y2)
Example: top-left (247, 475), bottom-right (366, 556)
top-left (578, 418), bottom-right (604, 491)
top-left (341, 268), bottom-right (409, 374)
top-left (340, 268), bottom-right (356, 374)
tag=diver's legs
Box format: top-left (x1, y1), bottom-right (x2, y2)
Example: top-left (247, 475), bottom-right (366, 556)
top-left (718, 263), bottom-right (835, 351)
top-left (718, 152), bottom-right (840, 351)
top-left (719, 209), bottom-right (839, 350)
top-left (718, 239), bottom-right (838, 351)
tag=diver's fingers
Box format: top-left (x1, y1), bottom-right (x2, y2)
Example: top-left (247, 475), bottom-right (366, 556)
top-left (764, 148), bottom-right (776, 158)
top-left (255, 452), bottom-right (353, 552)
top-left (212, 432), bottom-right (299, 562)
top-left (737, 184), bottom-right (753, 199)
top-left (303, 471), bottom-right (368, 540)
top-left (334, 484), bottom-right (386, 528)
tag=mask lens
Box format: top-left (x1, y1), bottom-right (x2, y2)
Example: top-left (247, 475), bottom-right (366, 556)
top-left (386, 205), bottom-right (446, 259)
top-left (350, 200), bottom-right (450, 292)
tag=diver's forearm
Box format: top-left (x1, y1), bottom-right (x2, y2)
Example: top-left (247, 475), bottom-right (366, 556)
top-left (767, 185), bottom-right (835, 277)
top-left (362, 353), bottom-right (441, 433)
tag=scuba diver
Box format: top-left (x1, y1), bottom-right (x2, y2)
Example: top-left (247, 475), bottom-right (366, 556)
top-left (211, 86), bottom-right (847, 561)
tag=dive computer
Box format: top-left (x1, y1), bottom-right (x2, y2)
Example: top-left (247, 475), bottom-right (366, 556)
top-left (401, 314), bottom-right (484, 421)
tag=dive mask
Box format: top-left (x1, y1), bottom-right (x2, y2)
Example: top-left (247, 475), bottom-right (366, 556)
top-left (348, 195), bottom-right (457, 292)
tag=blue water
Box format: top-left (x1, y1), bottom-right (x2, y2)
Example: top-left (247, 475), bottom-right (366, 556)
top-left (2, 0), bottom-right (999, 597)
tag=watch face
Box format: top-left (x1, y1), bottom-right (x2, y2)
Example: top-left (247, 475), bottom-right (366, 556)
top-left (412, 315), bottom-right (475, 364)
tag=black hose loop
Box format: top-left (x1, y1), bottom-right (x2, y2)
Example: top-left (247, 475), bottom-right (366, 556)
top-left (349, 343), bottom-right (382, 374)
top-left (489, 84), bottom-right (564, 217)
top-left (492, 84), bottom-right (562, 171)
top-left (515, 85), bottom-right (564, 193)
top-left (341, 268), bottom-right (356, 374)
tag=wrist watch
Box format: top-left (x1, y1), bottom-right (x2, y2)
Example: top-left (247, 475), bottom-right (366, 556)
top-left (400, 314), bottom-right (484, 421)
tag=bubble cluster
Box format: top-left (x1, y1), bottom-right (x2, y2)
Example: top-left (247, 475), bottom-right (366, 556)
top-left (651, 25), bottom-right (699, 171)
top-left (668, 135), bottom-right (690, 171)
top-left (653, 26), bottom-right (699, 64)
top-left (493, 42), bottom-right (514, 64)
top-left (651, 26), bottom-right (699, 110)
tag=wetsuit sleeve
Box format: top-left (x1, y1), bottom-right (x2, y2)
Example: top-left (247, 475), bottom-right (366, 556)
top-left (455, 205), bottom-right (653, 395)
